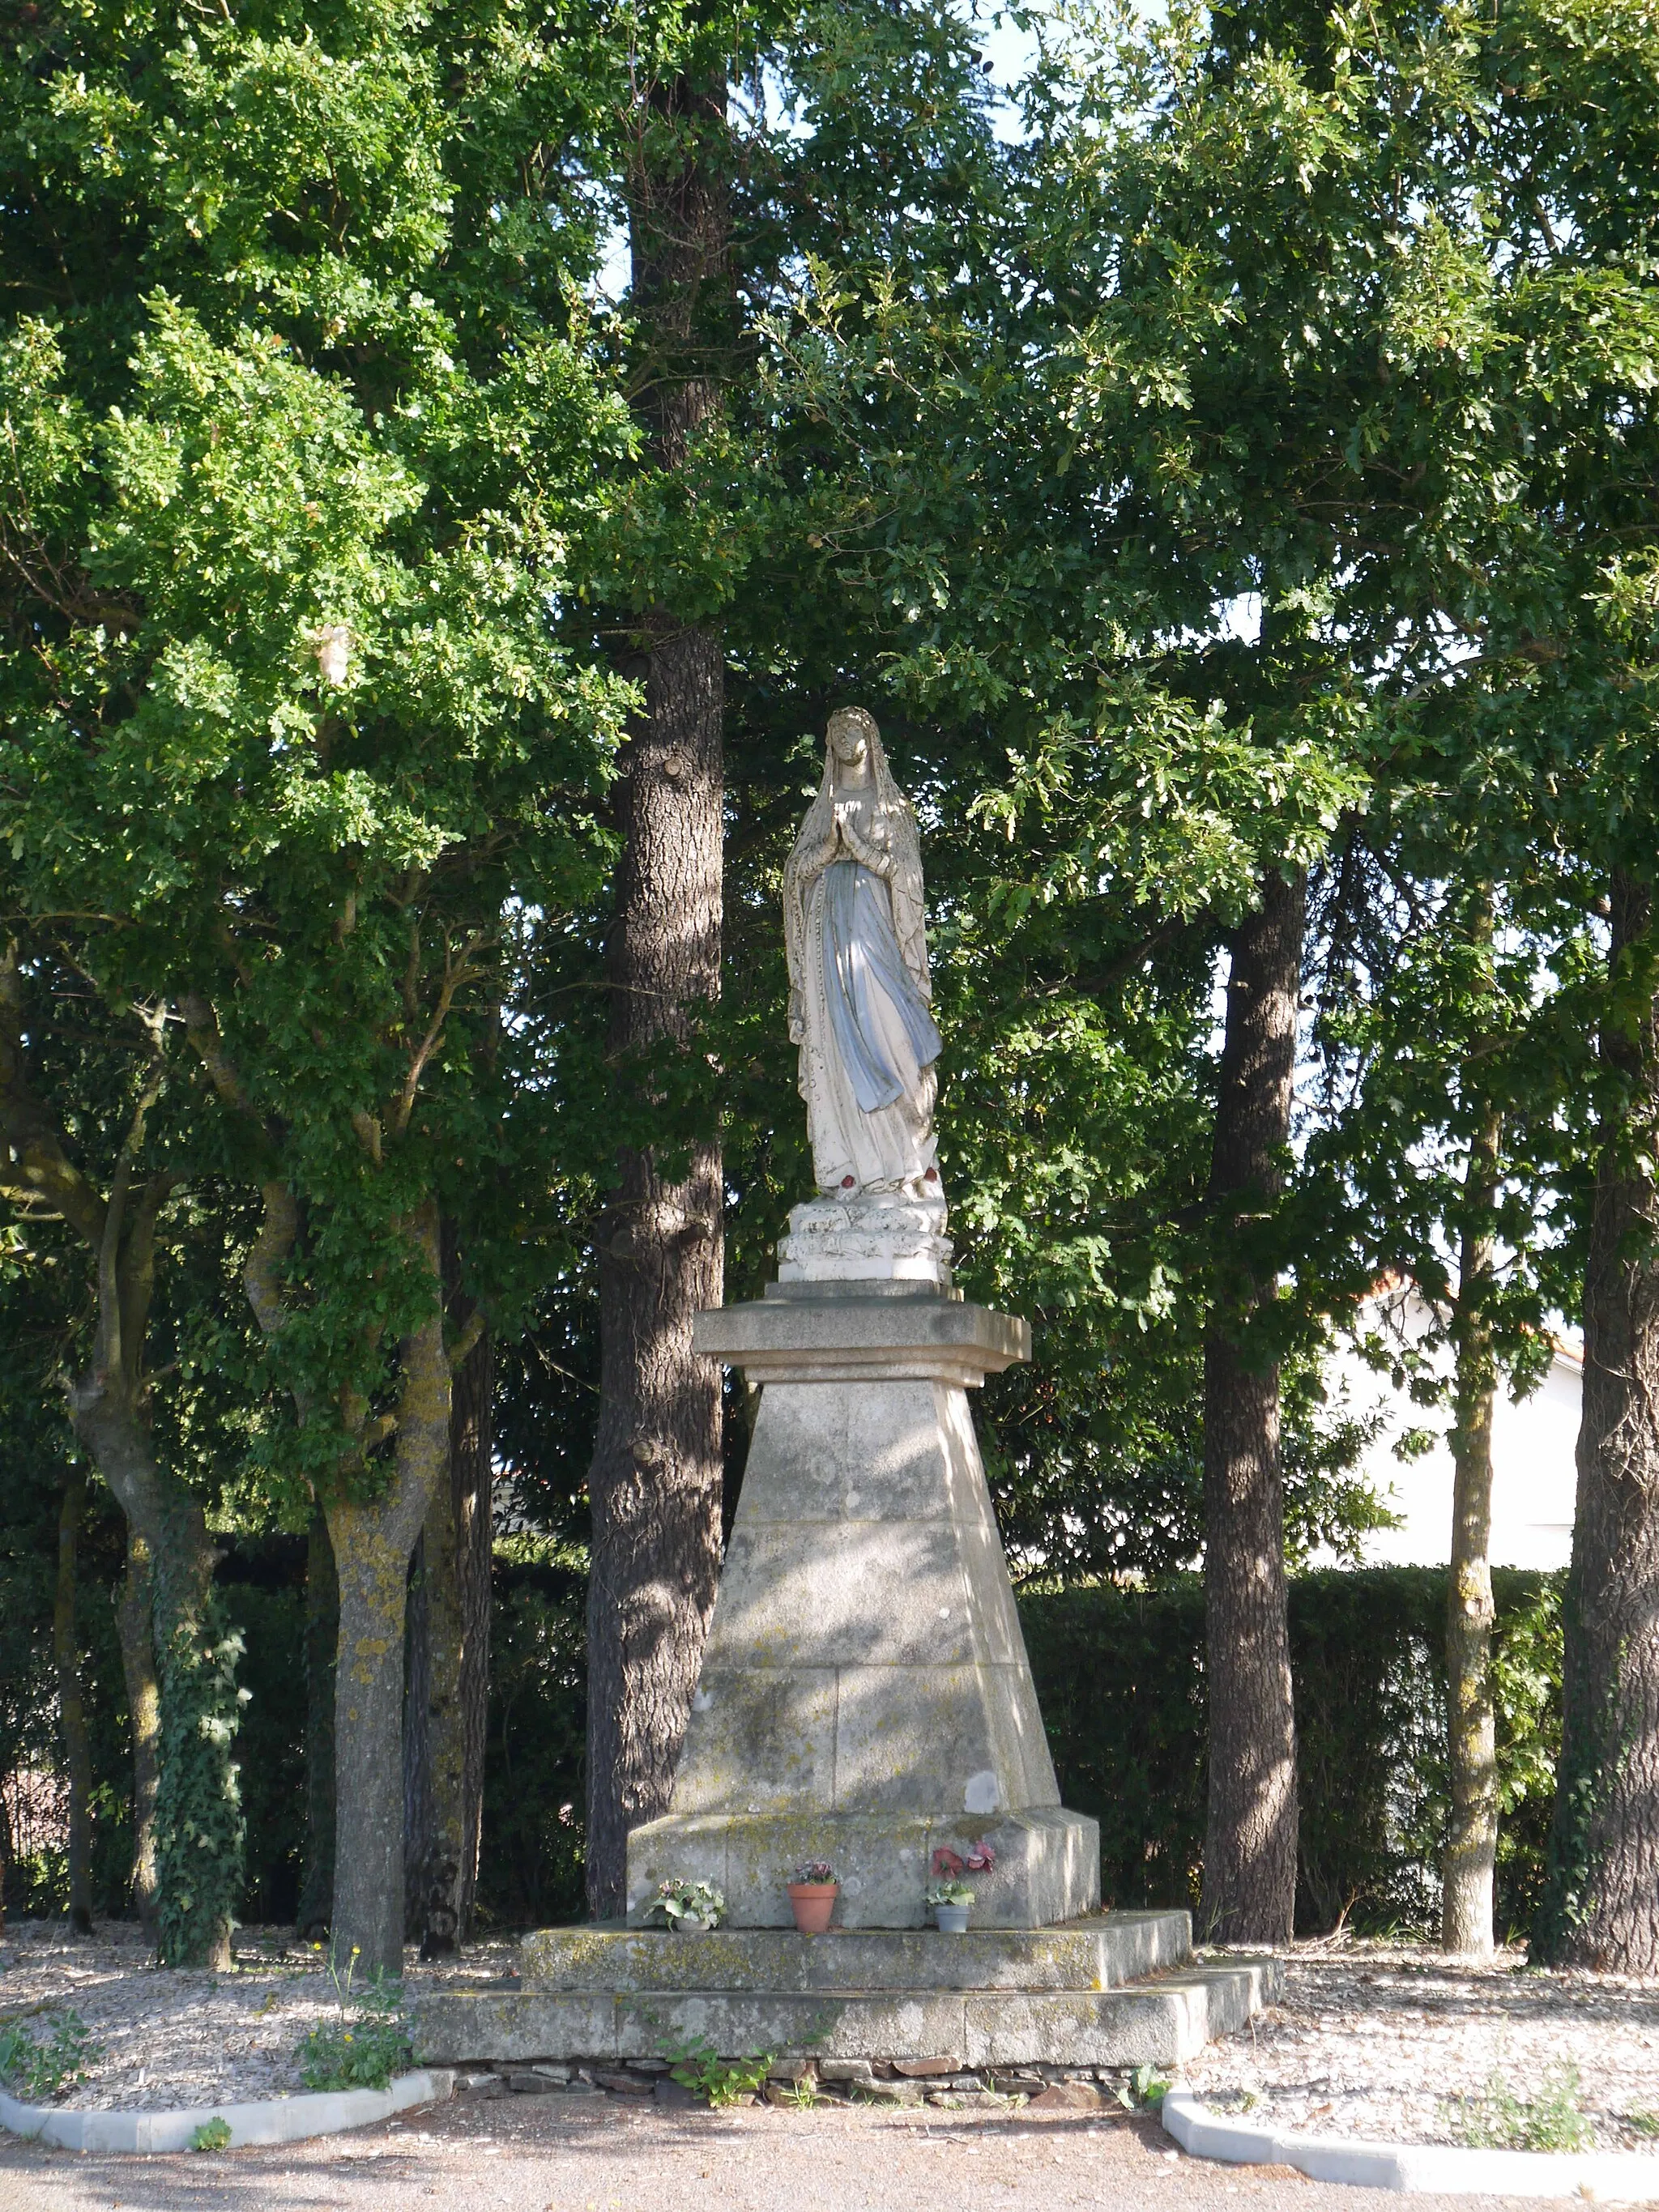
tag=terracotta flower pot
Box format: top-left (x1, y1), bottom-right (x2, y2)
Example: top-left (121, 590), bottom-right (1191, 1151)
top-left (787, 1882), bottom-right (840, 1933)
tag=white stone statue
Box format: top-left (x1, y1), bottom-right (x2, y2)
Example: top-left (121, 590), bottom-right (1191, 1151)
top-left (783, 707), bottom-right (943, 1201)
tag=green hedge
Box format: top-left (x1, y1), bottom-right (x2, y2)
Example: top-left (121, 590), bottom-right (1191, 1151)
top-left (6, 1549), bottom-right (1561, 1943)
top-left (475, 1556), bottom-right (587, 1929)
top-left (1021, 1566), bottom-right (1563, 1941)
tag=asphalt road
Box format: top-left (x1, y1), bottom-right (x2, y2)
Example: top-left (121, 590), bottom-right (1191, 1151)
top-left (0, 2088), bottom-right (1567, 2212)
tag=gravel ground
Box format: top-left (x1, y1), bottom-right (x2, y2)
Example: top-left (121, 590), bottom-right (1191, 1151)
top-left (0, 1920), bottom-right (518, 2112)
top-left (0, 2082), bottom-right (1600, 2212)
top-left (5, 1916), bottom-right (1657, 2178)
top-left (1185, 1938), bottom-right (1659, 2154)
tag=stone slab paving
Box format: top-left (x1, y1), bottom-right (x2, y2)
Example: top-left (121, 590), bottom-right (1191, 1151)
top-left (0, 2082), bottom-right (1585, 2212)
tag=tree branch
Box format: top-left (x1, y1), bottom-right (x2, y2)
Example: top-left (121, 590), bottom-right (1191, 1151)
top-left (0, 939), bottom-right (109, 1250)
top-left (446, 1306), bottom-right (486, 1376)
top-left (117, 1171), bottom-right (181, 1392)
top-left (245, 1178), bottom-right (300, 1346)
top-left (181, 993), bottom-right (254, 1119)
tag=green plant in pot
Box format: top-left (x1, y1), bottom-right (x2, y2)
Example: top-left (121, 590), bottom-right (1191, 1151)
top-left (925, 1877), bottom-right (974, 1931)
top-left (785, 1860), bottom-right (840, 1933)
top-left (927, 1844), bottom-right (995, 1932)
top-left (649, 1877), bottom-right (727, 1931)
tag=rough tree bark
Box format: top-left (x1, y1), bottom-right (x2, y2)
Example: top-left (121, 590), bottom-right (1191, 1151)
top-left (584, 69), bottom-right (729, 1920)
top-left (296, 1510), bottom-right (338, 1940)
top-left (1537, 870), bottom-right (1659, 1971)
top-left (53, 1468), bottom-right (94, 1934)
top-left (1201, 867), bottom-right (1306, 1945)
top-left (1443, 1092), bottom-right (1502, 1956)
top-left (112, 1528), bottom-right (160, 1932)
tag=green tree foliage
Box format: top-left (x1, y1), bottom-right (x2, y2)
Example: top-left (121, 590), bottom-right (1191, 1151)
top-left (2, 0), bottom-right (1659, 1954)
top-left (0, 0), bottom-right (633, 1963)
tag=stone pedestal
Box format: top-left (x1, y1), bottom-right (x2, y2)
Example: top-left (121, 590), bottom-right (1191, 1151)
top-left (623, 1295), bottom-right (1101, 1929)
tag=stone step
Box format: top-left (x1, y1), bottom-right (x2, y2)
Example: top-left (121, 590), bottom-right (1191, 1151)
top-left (519, 1910), bottom-right (1192, 1994)
top-left (411, 1957), bottom-right (1278, 2072)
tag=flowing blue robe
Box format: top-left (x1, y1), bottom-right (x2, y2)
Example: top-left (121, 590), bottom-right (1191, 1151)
top-left (821, 859), bottom-right (942, 1113)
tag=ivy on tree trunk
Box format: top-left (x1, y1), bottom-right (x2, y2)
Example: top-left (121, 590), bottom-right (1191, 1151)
top-left (2, 946), bottom-right (242, 1966)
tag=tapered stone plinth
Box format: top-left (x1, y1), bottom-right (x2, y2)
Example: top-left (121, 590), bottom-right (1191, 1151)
top-left (623, 1294), bottom-right (1100, 1929)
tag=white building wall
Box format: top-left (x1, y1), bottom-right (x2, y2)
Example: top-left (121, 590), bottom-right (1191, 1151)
top-left (1323, 1293), bottom-right (1580, 1573)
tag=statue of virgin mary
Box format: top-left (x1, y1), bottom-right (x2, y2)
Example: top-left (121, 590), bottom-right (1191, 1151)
top-left (783, 708), bottom-right (943, 1199)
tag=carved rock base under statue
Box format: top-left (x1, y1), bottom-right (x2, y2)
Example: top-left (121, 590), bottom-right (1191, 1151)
top-left (623, 1295), bottom-right (1100, 1929)
top-left (776, 1192), bottom-right (953, 1288)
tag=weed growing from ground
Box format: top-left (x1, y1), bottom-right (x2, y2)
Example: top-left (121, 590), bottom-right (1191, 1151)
top-left (190, 2116), bottom-right (232, 2151)
top-left (294, 1949), bottom-right (412, 2094)
top-left (1449, 2064), bottom-right (1596, 2153)
top-left (659, 2033), bottom-right (771, 2108)
top-left (1116, 2063), bottom-right (1175, 2112)
top-left (0, 2010), bottom-right (101, 2099)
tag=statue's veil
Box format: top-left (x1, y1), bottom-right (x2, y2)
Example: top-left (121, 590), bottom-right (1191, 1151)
top-left (783, 710), bottom-right (932, 1021)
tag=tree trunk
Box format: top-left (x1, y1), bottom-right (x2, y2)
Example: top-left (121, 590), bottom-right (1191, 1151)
top-left (403, 1528), bottom-right (435, 1939)
top-left (403, 1508), bottom-right (465, 1957)
top-left (296, 1510), bottom-right (338, 1941)
top-left (403, 1239), bottom-right (493, 1955)
top-left (53, 1470), bottom-right (94, 1934)
top-left (1443, 1096), bottom-right (1501, 1954)
top-left (584, 71), bottom-right (729, 1920)
top-left (113, 1527), bottom-right (160, 1933)
top-left (326, 1202), bottom-right (451, 1978)
top-left (68, 1374), bottom-right (238, 1968)
top-left (452, 1295), bottom-right (493, 1941)
top-left (1201, 867), bottom-right (1305, 1945)
top-left (1537, 870), bottom-right (1659, 1971)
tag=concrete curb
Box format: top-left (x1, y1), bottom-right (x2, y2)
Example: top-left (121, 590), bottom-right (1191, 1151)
top-left (1163, 2088), bottom-right (1659, 2201)
top-left (0, 2065), bottom-right (454, 2154)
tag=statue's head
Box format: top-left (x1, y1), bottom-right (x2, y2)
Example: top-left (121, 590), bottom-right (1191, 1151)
top-left (826, 705), bottom-right (878, 771)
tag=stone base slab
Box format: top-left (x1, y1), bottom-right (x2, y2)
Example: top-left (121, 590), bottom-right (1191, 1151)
top-left (522, 1910), bottom-right (1189, 1993)
top-left (689, 1297), bottom-right (1029, 1386)
top-left (625, 1807), bottom-right (1100, 1929)
top-left (411, 1959), bottom-right (1279, 2071)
